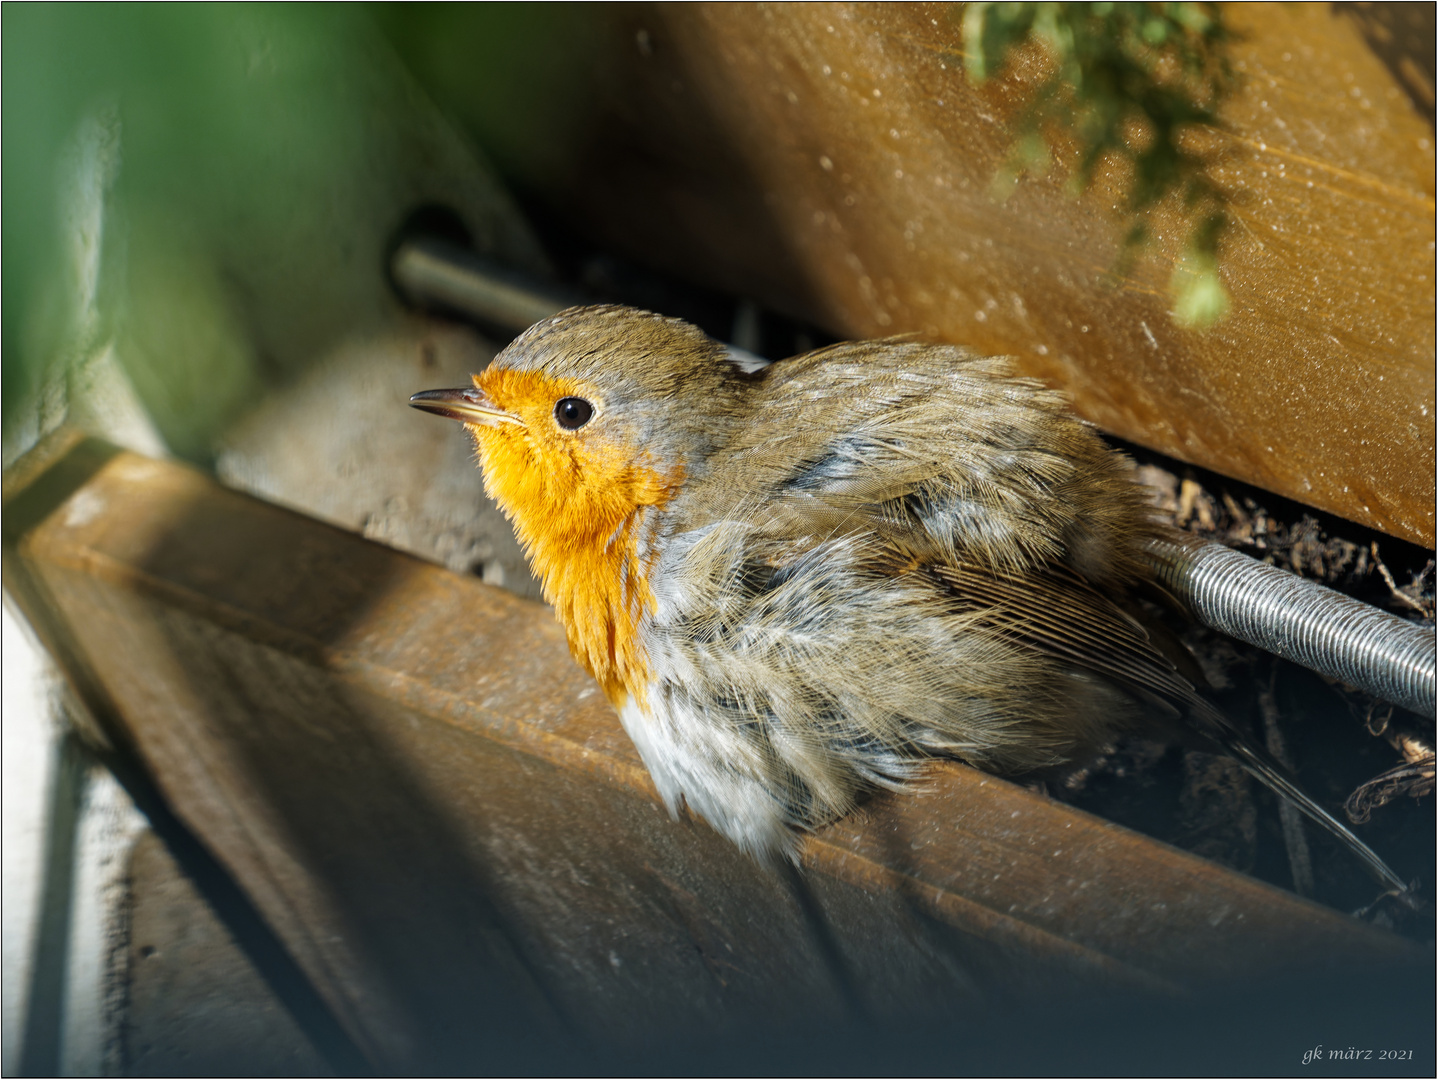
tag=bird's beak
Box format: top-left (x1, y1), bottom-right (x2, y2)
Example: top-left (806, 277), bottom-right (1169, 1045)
top-left (409, 387), bottom-right (522, 427)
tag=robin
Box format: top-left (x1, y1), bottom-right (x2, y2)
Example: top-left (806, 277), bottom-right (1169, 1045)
top-left (411, 304), bottom-right (1404, 891)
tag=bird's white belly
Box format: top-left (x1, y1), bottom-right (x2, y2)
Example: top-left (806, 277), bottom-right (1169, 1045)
top-left (618, 691), bottom-right (797, 861)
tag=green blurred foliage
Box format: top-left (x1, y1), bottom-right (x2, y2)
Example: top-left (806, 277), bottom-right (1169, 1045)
top-left (962, 2), bottom-right (1234, 329)
top-left (4, 5), bottom-right (355, 454)
top-left (0, 4), bottom-right (447, 461)
top-left (371, 3), bottom-right (598, 199)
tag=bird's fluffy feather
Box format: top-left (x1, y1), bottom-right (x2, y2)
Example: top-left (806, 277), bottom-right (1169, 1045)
top-left (625, 337), bottom-right (1158, 857)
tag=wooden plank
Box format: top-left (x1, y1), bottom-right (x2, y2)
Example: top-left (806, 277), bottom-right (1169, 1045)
top-left (407, 2), bottom-right (1435, 544)
top-left (2, 440), bottom-right (1423, 1070)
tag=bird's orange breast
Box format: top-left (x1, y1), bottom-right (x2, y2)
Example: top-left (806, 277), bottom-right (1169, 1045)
top-left (468, 367), bottom-right (681, 708)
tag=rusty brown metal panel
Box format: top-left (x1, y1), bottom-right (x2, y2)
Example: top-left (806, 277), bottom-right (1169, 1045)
top-left (2, 442), bottom-right (1422, 1069)
top-left (437, 2), bottom-right (1433, 545)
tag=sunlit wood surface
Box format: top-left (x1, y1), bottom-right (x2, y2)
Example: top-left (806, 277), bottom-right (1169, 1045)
top-left (434, 2), bottom-right (1434, 544)
top-left (3, 438), bottom-right (1419, 1070)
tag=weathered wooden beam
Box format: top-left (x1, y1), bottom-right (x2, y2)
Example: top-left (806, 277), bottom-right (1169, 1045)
top-left (2, 438), bottom-right (1423, 1071)
top-left (396, 3), bottom-right (1435, 545)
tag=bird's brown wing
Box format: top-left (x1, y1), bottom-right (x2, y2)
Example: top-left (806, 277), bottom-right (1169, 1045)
top-left (927, 559), bottom-right (1204, 720)
top-left (928, 560), bottom-right (1408, 892)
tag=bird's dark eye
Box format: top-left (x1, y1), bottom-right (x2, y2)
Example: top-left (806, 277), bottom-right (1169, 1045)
top-left (554, 397), bottom-right (593, 430)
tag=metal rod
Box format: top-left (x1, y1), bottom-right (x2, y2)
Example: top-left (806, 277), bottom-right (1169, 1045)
top-left (391, 238), bottom-right (768, 369)
top-left (1147, 536), bottom-right (1436, 716)
top-left (391, 238), bottom-right (577, 332)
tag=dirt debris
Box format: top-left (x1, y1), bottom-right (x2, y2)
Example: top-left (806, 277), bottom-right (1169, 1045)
top-left (1053, 454), bottom-right (1436, 927)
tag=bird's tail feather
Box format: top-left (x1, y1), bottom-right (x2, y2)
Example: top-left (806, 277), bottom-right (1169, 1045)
top-left (1197, 707), bottom-right (1410, 895)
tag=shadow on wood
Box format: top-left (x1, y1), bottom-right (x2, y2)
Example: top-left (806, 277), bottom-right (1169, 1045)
top-left (2, 436), bottom-right (1427, 1073)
